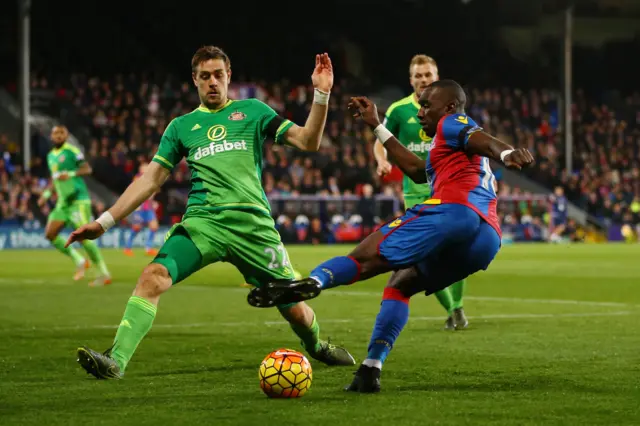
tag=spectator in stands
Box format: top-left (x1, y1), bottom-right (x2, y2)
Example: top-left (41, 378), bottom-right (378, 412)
top-left (6, 71), bottom-right (640, 241)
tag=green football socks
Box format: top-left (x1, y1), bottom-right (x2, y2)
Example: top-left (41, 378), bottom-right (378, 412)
top-left (434, 287), bottom-right (454, 315)
top-left (111, 296), bottom-right (157, 372)
top-left (51, 235), bottom-right (85, 265)
top-left (290, 315), bottom-right (322, 353)
top-left (81, 240), bottom-right (110, 276)
top-left (450, 279), bottom-right (466, 310)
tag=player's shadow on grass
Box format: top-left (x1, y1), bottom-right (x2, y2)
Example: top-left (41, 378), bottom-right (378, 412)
top-left (140, 363), bottom-right (257, 377)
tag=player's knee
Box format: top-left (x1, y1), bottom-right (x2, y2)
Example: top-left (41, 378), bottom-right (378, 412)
top-left (386, 268), bottom-right (424, 298)
top-left (45, 230), bottom-right (57, 241)
top-left (135, 264), bottom-right (172, 298)
top-left (347, 231), bottom-right (386, 277)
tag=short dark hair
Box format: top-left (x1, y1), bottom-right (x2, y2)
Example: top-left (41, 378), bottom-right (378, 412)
top-left (191, 46), bottom-right (231, 73)
top-left (430, 79), bottom-right (467, 111)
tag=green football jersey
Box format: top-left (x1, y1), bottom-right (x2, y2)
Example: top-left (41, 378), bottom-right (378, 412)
top-left (46, 142), bottom-right (90, 205)
top-left (153, 99), bottom-right (293, 217)
top-left (383, 94), bottom-right (433, 198)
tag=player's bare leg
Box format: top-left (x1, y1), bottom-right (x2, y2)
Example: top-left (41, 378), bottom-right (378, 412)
top-left (45, 220), bottom-right (88, 280)
top-left (78, 264), bottom-right (170, 379)
top-left (248, 231), bottom-right (392, 307)
top-left (279, 302), bottom-right (355, 366)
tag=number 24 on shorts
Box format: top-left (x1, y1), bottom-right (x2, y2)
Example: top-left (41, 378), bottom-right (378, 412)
top-left (264, 244), bottom-right (290, 269)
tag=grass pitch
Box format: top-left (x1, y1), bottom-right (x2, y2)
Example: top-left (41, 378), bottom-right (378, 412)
top-left (1, 244), bottom-right (639, 425)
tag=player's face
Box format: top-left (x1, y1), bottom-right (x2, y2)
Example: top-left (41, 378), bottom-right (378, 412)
top-left (50, 126), bottom-right (68, 147)
top-left (417, 88), bottom-right (454, 137)
top-left (410, 63), bottom-right (438, 97)
top-left (193, 59), bottom-right (231, 109)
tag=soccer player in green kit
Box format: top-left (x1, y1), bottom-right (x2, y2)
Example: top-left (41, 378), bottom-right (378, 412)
top-left (66, 46), bottom-right (355, 379)
top-left (373, 55), bottom-right (468, 330)
top-left (38, 125), bottom-right (112, 286)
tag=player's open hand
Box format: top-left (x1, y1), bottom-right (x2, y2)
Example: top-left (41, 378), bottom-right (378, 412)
top-left (503, 148), bottom-right (535, 170)
top-left (348, 96), bottom-right (381, 128)
top-left (311, 53), bottom-right (333, 93)
top-left (65, 222), bottom-right (105, 247)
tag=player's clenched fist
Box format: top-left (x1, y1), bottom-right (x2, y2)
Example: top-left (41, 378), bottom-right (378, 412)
top-left (65, 222), bottom-right (105, 247)
top-left (348, 97), bottom-right (381, 128)
top-left (503, 148), bottom-right (535, 170)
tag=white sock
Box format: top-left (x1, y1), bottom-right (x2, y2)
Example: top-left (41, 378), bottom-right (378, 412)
top-left (362, 358), bottom-right (382, 370)
top-left (309, 276), bottom-right (322, 286)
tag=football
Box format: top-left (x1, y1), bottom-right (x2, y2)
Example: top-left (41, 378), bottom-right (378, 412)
top-left (259, 348), bottom-right (312, 398)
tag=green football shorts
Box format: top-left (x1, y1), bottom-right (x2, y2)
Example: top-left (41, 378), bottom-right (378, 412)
top-left (48, 201), bottom-right (93, 228)
top-left (404, 194), bottom-right (431, 210)
top-left (152, 209), bottom-right (296, 287)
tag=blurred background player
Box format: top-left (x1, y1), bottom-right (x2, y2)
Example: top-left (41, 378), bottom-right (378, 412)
top-left (373, 55), bottom-right (467, 330)
top-left (38, 125), bottom-right (112, 286)
top-left (549, 186), bottom-right (568, 243)
top-left (124, 162), bottom-right (159, 256)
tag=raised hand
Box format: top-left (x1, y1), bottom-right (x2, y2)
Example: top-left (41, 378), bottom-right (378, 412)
top-left (348, 96), bottom-right (381, 128)
top-left (503, 148), bottom-right (535, 170)
top-left (311, 53), bottom-right (333, 93)
top-left (65, 222), bottom-right (105, 247)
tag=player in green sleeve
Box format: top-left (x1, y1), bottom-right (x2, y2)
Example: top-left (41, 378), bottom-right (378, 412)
top-left (38, 125), bottom-right (112, 286)
top-left (66, 46), bottom-right (355, 379)
top-left (373, 55), bottom-right (468, 330)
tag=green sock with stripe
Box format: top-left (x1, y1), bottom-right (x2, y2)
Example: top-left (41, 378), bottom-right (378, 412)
top-left (290, 315), bottom-right (322, 353)
top-left (111, 296), bottom-right (157, 372)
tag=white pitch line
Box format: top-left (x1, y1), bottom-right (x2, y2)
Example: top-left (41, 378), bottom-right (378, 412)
top-left (6, 311), bottom-right (633, 333)
top-left (0, 277), bottom-right (636, 308)
top-left (464, 296), bottom-right (628, 307)
top-left (224, 287), bottom-right (634, 308)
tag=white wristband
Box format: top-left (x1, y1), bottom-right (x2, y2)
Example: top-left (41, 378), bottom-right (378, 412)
top-left (96, 211), bottom-right (116, 231)
top-left (373, 124), bottom-right (394, 144)
top-left (313, 88), bottom-right (330, 105)
top-left (500, 149), bottom-right (514, 163)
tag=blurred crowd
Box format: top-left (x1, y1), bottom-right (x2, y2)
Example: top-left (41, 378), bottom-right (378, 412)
top-left (2, 73), bottom-right (639, 243)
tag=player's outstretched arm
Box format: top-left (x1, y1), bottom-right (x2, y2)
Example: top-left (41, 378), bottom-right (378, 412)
top-left (282, 53), bottom-right (333, 152)
top-left (349, 96), bottom-right (427, 183)
top-left (373, 140), bottom-right (392, 176)
top-left (65, 162), bottom-right (170, 246)
top-left (466, 131), bottom-right (535, 170)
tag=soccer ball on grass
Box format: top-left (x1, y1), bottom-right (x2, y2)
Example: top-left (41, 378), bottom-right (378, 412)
top-left (259, 349), bottom-right (312, 398)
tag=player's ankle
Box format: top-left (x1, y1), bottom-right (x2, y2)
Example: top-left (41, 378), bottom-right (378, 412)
top-left (362, 358), bottom-right (382, 370)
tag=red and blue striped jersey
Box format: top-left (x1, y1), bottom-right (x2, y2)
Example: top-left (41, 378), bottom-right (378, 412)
top-left (425, 113), bottom-right (500, 236)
